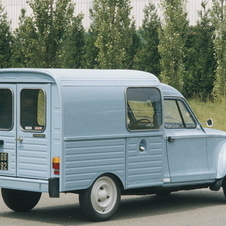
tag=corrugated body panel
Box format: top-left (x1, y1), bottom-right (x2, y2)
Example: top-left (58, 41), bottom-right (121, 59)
top-left (0, 134), bottom-right (16, 176)
top-left (64, 139), bottom-right (125, 191)
top-left (51, 84), bottom-right (62, 182)
top-left (126, 136), bottom-right (163, 188)
top-left (17, 136), bottom-right (49, 179)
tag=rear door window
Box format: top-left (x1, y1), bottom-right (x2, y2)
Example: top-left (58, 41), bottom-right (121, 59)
top-left (20, 89), bottom-right (46, 132)
top-left (0, 89), bottom-right (13, 130)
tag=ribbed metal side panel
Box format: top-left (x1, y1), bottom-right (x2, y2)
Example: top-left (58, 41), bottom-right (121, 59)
top-left (17, 136), bottom-right (49, 179)
top-left (127, 137), bottom-right (163, 188)
top-left (64, 139), bottom-right (125, 191)
top-left (0, 134), bottom-right (16, 176)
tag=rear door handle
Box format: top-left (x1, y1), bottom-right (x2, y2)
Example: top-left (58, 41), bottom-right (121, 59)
top-left (15, 137), bottom-right (23, 142)
top-left (168, 137), bottom-right (175, 143)
top-left (0, 140), bottom-right (4, 145)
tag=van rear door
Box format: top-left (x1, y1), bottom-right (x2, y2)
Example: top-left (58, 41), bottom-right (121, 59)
top-left (0, 85), bottom-right (16, 176)
top-left (0, 84), bottom-right (51, 179)
top-left (16, 84), bottom-right (51, 179)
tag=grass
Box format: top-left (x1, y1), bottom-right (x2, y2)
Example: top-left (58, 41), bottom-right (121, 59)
top-left (188, 99), bottom-right (226, 131)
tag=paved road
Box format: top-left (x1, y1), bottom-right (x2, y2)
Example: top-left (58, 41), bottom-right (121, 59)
top-left (0, 189), bottom-right (226, 226)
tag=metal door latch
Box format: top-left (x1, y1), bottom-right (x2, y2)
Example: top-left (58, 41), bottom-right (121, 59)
top-left (15, 137), bottom-right (23, 142)
top-left (168, 137), bottom-right (175, 143)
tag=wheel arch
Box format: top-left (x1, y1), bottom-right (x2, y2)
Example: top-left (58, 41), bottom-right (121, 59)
top-left (216, 142), bottom-right (226, 179)
top-left (93, 172), bottom-right (125, 191)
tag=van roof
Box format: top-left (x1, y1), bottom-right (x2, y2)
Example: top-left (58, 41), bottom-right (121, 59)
top-left (0, 68), bottom-right (183, 98)
top-left (0, 68), bottom-right (160, 87)
top-left (160, 83), bottom-right (183, 98)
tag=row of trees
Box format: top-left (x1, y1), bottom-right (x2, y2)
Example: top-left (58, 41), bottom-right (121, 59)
top-left (0, 0), bottom-right (225, 101)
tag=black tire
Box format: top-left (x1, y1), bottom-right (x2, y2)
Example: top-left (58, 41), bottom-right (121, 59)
top-left (155, 191), bottom-right (171, 196)
top-left (222, 178), bottom-right (226, 197)
top-left (79, 175), bottom-right (121, 221)
top-left (1, 188), bottom-right (41, 212)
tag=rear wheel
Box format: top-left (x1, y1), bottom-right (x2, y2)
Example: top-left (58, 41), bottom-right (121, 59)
top-left (79, 175), bottom-right (121, 221)
top-left (222, 178), bottom-right (226, 198)
top-left (1, 188), bottom-right (41, 212)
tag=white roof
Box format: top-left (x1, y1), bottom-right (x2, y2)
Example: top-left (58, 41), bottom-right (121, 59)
top-left (0, 68), bottom-right (160, 87)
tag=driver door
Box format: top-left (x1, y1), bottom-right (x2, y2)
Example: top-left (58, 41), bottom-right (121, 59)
top-left (164, 98), bottom-right (209, 183)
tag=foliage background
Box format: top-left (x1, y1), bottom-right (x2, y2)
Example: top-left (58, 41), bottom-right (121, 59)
top-left (0, 0), bottom-right (224, 104)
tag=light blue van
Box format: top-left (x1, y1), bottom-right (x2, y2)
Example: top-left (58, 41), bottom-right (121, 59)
top-left (0, 68), bottom-right (226, 221)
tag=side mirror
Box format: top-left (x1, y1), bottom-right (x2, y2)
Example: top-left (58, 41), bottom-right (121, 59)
top-left (206, 118), bottom-right (213, 127)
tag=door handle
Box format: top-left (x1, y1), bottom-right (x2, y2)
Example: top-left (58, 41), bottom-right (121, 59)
top-left (0, 140), bottom-right (4, 145)
top-left (15, 137), bottom-right (23, 142)
top-left (139, 145), bottom-right (145, 152)
top-left (168, 137), bottom-right (175, 143)
top-left (139, 139), bottom-right (147, 152)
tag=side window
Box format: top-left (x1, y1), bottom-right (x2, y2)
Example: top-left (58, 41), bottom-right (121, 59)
top-left (21, 89), bottom-right (46, 132)
top-left (0, 89), bottom-right (13, 130)
top-left (164, 99), bottom-right (196, 129)
top-left (126, 88), bottom-right (162, 131)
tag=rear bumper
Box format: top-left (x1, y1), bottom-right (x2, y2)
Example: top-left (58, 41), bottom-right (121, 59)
top-left (0, 176), bottom-right (48, 193)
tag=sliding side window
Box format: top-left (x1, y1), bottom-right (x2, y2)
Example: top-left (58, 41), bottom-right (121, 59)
top-left (127, 88), bottom-right (162, 131)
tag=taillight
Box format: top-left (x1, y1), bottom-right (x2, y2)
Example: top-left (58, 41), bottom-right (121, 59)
top-left (52, 157), bottom-right (60, 175)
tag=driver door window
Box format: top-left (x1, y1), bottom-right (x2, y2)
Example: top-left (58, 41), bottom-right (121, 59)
top-left (164, 99), bottom-right (196, 129)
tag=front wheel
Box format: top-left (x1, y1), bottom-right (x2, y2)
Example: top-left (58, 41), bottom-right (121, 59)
top-left (79, 175), bottom-right (121, 221)
top-left (1, 188), bottom-right (41, 212)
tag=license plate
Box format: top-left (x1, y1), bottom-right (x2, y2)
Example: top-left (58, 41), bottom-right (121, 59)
top-left (0, 153), bottom-right (8, 170)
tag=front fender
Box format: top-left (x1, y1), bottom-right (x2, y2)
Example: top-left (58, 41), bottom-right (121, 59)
top-left (217, 142), bottom-right (226, 178)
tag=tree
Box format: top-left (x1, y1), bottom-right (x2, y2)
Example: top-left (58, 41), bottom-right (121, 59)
top-left (11, 9), bottom-right (40, 67)
top-left (183, 1), bottom-right (216, 100)
top-left (133, 3), bottom-right (160, 76)
top-left (12, 0), bottom-right (84, 68)
top-left (90, 0), bottom-right (135, 69)
top-left (58, 14), bottom-right (85, 68)
top-left (211, 0), bottom-right (226, 101)
top-left (158, 0), bottom-right (188, 91)
top-left (125, 22), bottom-right (140, 69)
top-left (0, 2), bottom-right (13, 68)
top-left (83, 9), bottom-right (100, 69)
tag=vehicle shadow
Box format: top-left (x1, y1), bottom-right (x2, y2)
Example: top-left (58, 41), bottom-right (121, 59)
top-left (116, 189), bottom-right (225, 220)
top-left (0, 189), bottom-right (225, 225)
